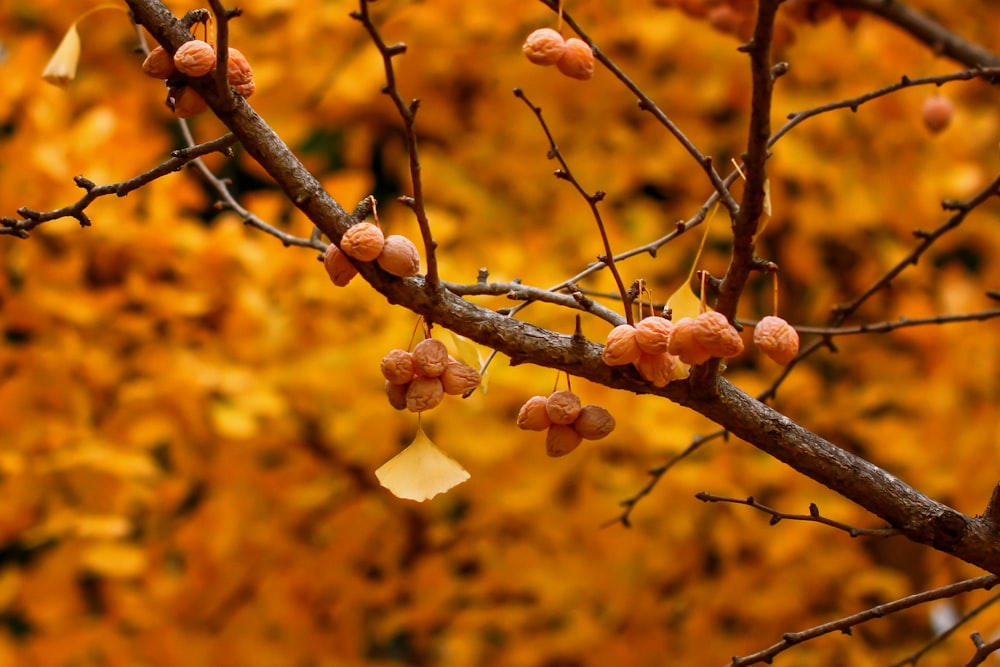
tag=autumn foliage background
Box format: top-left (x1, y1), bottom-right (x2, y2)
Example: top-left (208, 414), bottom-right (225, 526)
top-left (2, 0), bottom-right (1000, 665)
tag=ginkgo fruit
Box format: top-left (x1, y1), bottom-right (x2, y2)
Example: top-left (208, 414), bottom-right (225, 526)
top-left (922, 95), bottom-right (953, 134)
top-left (522, 28), bottom-right (566, 66)
top-left (602, 324), bottom-right (641, 366)
top-left (634, 316), bottom-right (673, 355)
top-left (556, 38), bottom-right (595, 80)
top-left (753, 315), bottom-right (800, 365)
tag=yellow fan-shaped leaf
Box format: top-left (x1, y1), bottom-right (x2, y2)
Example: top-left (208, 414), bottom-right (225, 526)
top-left (41, 4), bottom-right (128, 86)
top-left (449, 332), bottom-right (490, 393)
top-left (42, 23), bottom-right (81, 86)
top-left (665, 280), bottom-right (703, 323)
top-left (375, 427), bottom-right (470, 501)
top-left (752, 177), bottom-right (772, 243)
top-left (80, 542), bottom-right (147, 578)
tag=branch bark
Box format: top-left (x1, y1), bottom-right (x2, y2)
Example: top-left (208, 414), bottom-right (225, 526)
top-left (125, 0), bottom-right (1000, 575)
top-left (833, 0), bottom-right (1000, 68)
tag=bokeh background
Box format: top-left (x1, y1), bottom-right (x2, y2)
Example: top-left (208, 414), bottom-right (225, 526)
top-left (2, 0), bottom-right (1000, 665)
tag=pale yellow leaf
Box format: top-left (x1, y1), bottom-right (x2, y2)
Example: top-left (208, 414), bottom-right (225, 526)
top-left (375, 427), bottom-right (469, 502)
top-left (665, 281), bottom-right (703, 323)
top-left (72, 514), bottom-right (132, 539)
top-left (449, 332), bottom-right (490, 393)
top-left (80, 543), bottom-right (147, 578)
top-left (42, 23), bottom-right (81, 86)
top-left (753, 177), bottom-right (772, 243)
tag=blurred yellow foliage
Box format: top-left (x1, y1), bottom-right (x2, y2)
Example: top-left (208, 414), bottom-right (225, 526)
top-left (1, 0), bottom-right (1000, 665)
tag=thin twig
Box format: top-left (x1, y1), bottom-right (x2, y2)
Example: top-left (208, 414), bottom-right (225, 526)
top-left (206, 0), bottom-right (231, 108)
top-left (966, 632), bottom-right (1000, 667)
top-left (442, 279), bottom-right (624, 325)
top-left (607, 429), bottom-right (728, 528)
top-left (766, 308), bottom-right (1000, 337)
top-left (695, 492), bottom-right (900, 537)
top-left (1, 134), bottom-right (237, 237)
top-left (351, 0), bottom-right (440, 289)
top-left (757, 174), bottom-right (1000, 402)
top-left (534, 0), bottom-right (740, 217)
top-left (771, 67), bottom-right (1000, 149)
top-left (513, 88), bottom-right (634, 324)
top-left (886, 590), bottom-right (1000, 667)
top-left (728, 575), bottom-right (1000, 667)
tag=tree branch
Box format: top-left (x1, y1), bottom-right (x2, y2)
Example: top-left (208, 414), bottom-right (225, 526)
top-left (1, 134), bottom-right (237, 237)
top-left (729, 574), bottom-right (999, 666)
top-left (694, 492), bottom-right (900, 537)
top-left (832, 0), bottom-right (1000, 68)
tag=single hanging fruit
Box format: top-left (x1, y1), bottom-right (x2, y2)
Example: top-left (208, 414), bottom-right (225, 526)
top-left (753, 316), bottom-right (799, 365)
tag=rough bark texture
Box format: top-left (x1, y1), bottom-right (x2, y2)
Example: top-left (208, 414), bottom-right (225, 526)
top-left (125, 0), bottom-right (1000, 575)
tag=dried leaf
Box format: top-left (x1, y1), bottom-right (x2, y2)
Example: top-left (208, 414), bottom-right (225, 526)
top-left (42, 23), bottom-right (81, 86)
top-left (375, 427), bottom-right (469, 501)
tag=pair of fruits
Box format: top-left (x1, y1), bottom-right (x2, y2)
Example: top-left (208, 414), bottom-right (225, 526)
top-left (323, 222), bottom-right (421, 287)
top-left (522, 28), bottom-right (595, 80)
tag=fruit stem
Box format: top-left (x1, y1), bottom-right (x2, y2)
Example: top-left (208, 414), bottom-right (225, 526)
top-left (772, 271), bottom-right (779, 316)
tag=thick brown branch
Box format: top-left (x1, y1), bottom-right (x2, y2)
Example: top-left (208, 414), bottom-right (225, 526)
top-left (715, 0), bottom-right (781, 321)
top-left (832, 0), bottom-right (1000, 68)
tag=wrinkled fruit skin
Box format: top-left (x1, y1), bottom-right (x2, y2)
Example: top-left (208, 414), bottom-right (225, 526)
top-left (668, 317), bottom-right (713, 365)
top-left (377, 235), bottom-right (421, 277)
top-left (142, 45), bottom-right (176, 79)
top-left (635, 316), bottom-right (673, 355)
top-left (440, 358), bottom-right (481, 395)
top-left (573, 405), bottom-right (616, 440)
top-left (172, 87), bottom-right (209, 118)
top-left (225, 48), bottom-right (255, 98)
top-left (323, 244), bottom-right (358, 287)
top-left (602, 324), bottom-right (641, 366)
top-left (546, 424), bottom-right (583, 457)
top-left (517, 396), bottom-right (552, 431)
top-left (405, 376), bottom-right (444, 413)
top-left (340, 222), bottom-right (385, 262)
top-left (545, 390), bottom-right (582, 425)
top-left (381, 349), bottom-right (417, 385)
top-left (523, 28), bottom-right (566, 66)
top-left (922, 95), bottom-right (953, 134)
top-left (693, 311), bottom-right (744, 359)
top-left (412, 338), bottom-right (450, 378)
top-left (556, 38), bottom-right (594, 80)
top-left (753, 315), bottom-right (800, 365)
top-left (174, 39), bottom-right (216, 77)
top-left (635, 352), bottom-right (676, 387)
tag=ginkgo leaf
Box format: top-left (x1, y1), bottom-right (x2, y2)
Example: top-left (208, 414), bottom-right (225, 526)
top-left (42, 23), bottom-right (81, 86)
top-left (752, 177), bottom-right (772, 243)
top-left (375, 427), bottom-right (470, 501)
top-left (449, 331), bottom-right (490, 393)
top-left (80, 542), bottom-right (147, 578)
top-left (41, 4), bottom-right (128, 86)
top-left (665, 279), bottom-right (703, 323)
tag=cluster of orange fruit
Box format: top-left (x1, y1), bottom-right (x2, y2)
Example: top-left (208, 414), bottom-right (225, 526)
top-left (602, 312), bottom-right (799, 386)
